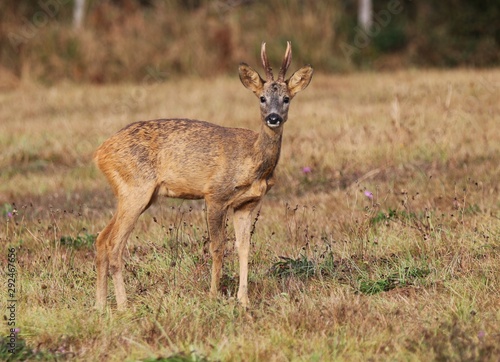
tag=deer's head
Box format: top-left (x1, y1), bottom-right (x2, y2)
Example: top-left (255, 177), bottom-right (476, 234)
top-left (239, 42), bottom-right (313, 130)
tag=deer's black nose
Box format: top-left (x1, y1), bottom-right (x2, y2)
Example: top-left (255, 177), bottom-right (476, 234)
top-left (265, 113), bottom-right (283, 127)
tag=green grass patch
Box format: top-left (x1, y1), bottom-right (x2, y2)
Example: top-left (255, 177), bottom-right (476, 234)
top-left (269, 255), bottom-right (316, 279)
top-left (358, 266), bottom-right (431, 295)
top-left (142, 350), bottom-right (211, 362)
top-left (0, 334), bottom-right (59, 362)
top-left (58, 233), bottom-right (96, 249)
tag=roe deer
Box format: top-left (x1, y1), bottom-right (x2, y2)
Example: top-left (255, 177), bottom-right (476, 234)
top-left (94, 41), bottom-right (313, 310)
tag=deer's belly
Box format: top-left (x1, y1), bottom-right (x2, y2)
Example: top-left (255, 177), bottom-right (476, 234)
top-left (157, 182), bottom-right (204, 200)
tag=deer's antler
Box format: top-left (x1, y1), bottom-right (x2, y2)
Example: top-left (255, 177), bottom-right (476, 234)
top-left (261, 42), bottom-right (274, 82)
top-left (278, 41), bottom-right (292, 82)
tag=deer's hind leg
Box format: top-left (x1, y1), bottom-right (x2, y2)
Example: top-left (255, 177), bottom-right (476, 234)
top-left (100, 184), bottom-right (157, 311)
top-left (206, 202), bottom-right (228, 298)
top-left (95, 214), bottom-right (116, 311)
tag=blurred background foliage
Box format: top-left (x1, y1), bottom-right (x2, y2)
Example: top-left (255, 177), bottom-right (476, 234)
top-left (0, 0), bottom-right (499, 84)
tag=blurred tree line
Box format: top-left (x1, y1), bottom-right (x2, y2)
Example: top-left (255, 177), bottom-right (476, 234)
top-left (0, 0), bottom-right (498, 84)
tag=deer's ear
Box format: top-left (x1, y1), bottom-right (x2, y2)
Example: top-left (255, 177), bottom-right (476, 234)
top-left (239, 63), bottom-right (264, 94)
top-left (287, 65), bottom-right (313, 97)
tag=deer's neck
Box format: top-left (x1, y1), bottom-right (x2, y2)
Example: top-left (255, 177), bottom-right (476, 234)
top-left (253, 124), bottom-right (283, 179)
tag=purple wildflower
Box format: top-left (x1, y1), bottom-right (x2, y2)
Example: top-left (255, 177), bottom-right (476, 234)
top-left (478, 330), bottom-right (485, 339)
top-left (364, 190), bottom-right (374, 199)
top-left (301, 166), bottom-right (312, 174)
top-left (7, 212), bottom-right (13, 218)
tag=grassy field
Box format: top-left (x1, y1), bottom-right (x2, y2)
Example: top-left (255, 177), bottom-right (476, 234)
top-left (1, 68), bottom-right (499, 361)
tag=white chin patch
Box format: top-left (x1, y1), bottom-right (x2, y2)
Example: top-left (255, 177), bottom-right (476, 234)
top-left (267, 121), bottom-right (281, 128)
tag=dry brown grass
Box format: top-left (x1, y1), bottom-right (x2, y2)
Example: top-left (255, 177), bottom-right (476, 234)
top-left (1, 68), bottom-right (499, 361)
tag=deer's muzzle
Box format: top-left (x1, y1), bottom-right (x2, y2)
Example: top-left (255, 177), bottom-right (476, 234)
top-left (265, 113), bottom-right (283, 128)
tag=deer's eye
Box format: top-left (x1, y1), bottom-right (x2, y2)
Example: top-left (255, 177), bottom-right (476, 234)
top-left (260, 96), bottom-right (266, 103)
top-left (283, 96), bottom-right (290, 104)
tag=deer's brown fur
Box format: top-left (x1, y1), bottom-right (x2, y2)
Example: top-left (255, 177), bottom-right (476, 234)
top-left (95, 42), bottom-right (313, 310)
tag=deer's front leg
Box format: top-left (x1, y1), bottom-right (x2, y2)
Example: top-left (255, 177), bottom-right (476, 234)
top-left (207, 203), bottom-right (228, 297)
top-left (233, 201), bottom-right (259, 308)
